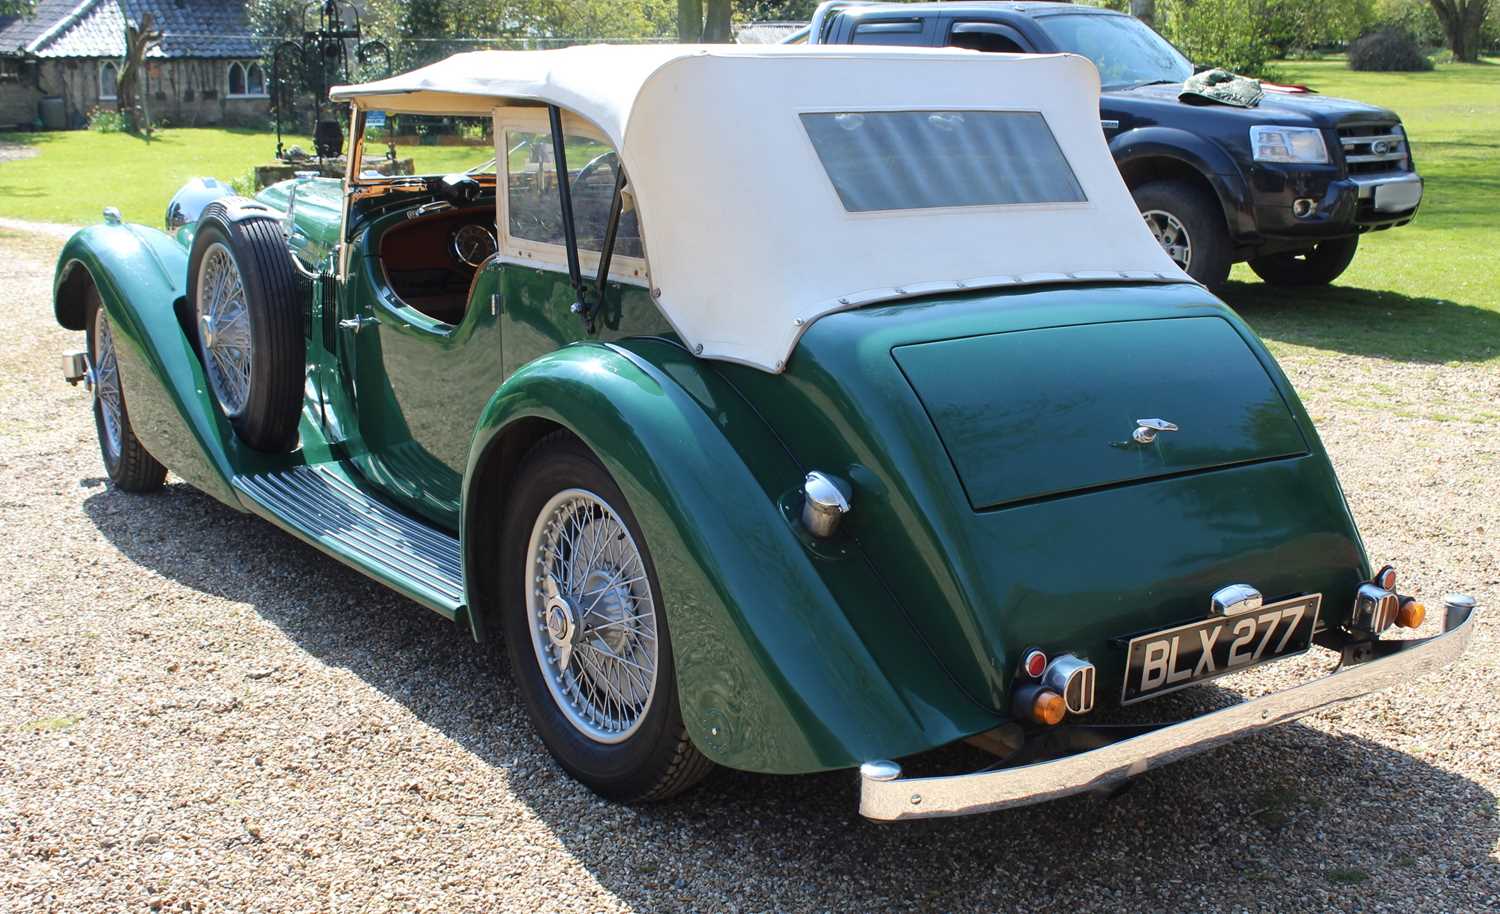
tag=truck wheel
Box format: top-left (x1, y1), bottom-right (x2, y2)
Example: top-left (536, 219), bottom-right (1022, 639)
top-left (187, 202), bottom-right (304, 452)
top-left (86, 290), bottom-right (167, 493)
top-left (1248, 236), bottom-right (1360, 287)
top-left (1132, 180), bottom-right (1232, 289)
top-left (501, 432), bottom-right (713, 802)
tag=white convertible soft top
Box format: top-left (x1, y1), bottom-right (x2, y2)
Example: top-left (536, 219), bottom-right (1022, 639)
top-left (333, 45), bottom-right (1187, 372)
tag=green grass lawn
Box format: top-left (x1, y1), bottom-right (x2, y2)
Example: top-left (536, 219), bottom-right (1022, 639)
top-left (0, 127), bottom-right (488, 225)
top-left (1, 58), bottom-right (1496, 365)
top-left (1220, 57), bottom-right (1500, 366)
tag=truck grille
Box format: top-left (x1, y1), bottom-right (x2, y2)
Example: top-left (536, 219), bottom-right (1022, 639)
top-left (1338, 123), bottom-right (1409, 176)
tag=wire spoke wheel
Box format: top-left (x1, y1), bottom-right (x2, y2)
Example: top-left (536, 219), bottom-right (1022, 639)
top-left (526, 488), bottom-right (659, 744)
top-left (92, 311), bottom-right (124, 462)
top-left (195, 241), bottom-right (253, 417)
top-left (1142, 209), bottom-right (1193, 272)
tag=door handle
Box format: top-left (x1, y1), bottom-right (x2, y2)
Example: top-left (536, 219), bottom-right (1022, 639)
top-left (339, 315), bottom-right (379, 333)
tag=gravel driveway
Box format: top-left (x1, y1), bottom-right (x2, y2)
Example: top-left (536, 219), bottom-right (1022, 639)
top-left (2, 226), bottom-right (1496, 912)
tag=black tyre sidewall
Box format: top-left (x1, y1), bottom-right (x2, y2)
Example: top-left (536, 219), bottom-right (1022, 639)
top-left (500, 436), bottom-right (692, 800)
top-left (1248, 235), bottom-right (1360, 287)
top-left (1132, 179), bottom-right (1234, 289)
top-left (187, 206), bottom-right (304, 452)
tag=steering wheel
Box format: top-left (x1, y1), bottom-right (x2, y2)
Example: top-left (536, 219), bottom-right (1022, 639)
top-left (571, 151), bottom-right (619, 198)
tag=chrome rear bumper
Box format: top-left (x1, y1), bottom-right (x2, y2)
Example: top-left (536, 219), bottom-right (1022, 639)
top-left (860, 595), bottom-right (1477, 821)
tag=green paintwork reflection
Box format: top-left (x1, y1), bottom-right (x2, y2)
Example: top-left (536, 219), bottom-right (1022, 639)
top-left (255, 177), bottom-right (344, 270)
top-left (334, 201), bottom-right (673, 530)
top-left (463, 341), bottom-right (1002, 773)
top-left (719, 282), bottom-right (1369, 711)
top-left (894, 316), bottom-right (1309, 509)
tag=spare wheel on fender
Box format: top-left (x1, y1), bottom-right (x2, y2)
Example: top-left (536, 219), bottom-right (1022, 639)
top-left (187, 199), bottom-right (305, 452)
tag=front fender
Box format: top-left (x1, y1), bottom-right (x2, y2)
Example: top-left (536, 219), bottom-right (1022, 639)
top-left (54, 222), bottom-right (242, 506)
top-left (1110, 126), bottom-right (1256, 240)
top-left (461, 341), bottom-right (998, 774)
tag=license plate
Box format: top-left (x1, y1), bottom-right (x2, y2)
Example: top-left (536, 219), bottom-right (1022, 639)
top-left (1373, 179), bottom-right (1422, 213)
top-left (1121, 593), bottom-right (1321, 705)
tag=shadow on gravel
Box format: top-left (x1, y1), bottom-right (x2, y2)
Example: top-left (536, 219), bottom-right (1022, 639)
top-left (83, 482), bottom-right (1500, 910)
top-left (1222, 280), bottom-right (1500, 365)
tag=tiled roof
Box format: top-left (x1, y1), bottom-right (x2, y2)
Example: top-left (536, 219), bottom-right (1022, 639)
top-left (0, 0), bottom-right (262, 59)
top-left (130, 0), bottom-right (261, 59)
top-left (0, 0), bottom-right (117, 56)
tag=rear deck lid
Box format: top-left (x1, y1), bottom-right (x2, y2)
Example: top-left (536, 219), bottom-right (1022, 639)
top-left (893, 316), bottom-right (1309, 510)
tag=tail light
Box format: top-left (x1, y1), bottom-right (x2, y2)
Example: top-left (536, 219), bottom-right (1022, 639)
top-left (1021, 649), bottom-right (1048, 679)
top-left (1014, 684), bottom-right (1066, 725)
top-left (1396, 597), bottom-right (1426, 629)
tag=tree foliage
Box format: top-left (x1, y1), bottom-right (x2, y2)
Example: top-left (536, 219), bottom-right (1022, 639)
top-left (1349, 26), bottom-right (1435, 67)
top-left (0, 0), bottom-right (34, 17)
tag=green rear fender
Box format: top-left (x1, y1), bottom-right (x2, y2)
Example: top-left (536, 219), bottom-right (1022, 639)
top-left (461, 341), bottom-right (998, 774)
top-left (53, 223), bottom-right (244, 506)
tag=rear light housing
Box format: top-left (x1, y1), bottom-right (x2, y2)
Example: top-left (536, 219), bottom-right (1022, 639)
top-left (1042, 654), bottom-right (1096, 714)
top-left (1350, 582), bottom-right (1400, 635)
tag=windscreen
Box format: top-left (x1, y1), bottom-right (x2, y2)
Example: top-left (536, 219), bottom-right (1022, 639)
top-left (357, 111), bottom-right (496, 177)
top-left (1037, 13), bottom-right (1193, 89)
top-left (800, 110), bottom-right (1086, 213)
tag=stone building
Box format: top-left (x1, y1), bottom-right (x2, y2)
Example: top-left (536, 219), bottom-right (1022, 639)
top-left (0, 0), bottom-right (269, 130)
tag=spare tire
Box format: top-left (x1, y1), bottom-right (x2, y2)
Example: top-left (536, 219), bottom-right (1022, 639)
top-left (187, 201), bottom-right (305, 452)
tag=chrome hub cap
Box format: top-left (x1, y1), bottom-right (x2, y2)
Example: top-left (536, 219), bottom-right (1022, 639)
top-left (195, 241), bottom-right (252, 416)
top-left (92, 312), bottom-right (124, 462)
top-left (526, 489), bottom-right (658, 744)
top-left (1142, 209), bottom-right (1192, 271)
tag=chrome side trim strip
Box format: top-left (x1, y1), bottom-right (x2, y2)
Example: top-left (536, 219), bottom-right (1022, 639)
top-left (860, 599), bottom-right (1476, 821)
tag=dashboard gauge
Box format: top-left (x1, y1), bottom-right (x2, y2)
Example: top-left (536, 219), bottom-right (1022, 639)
top-left (451, 224), bottom-right (498, 267)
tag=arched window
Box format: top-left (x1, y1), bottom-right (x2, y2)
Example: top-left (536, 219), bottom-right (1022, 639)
top-left (246, 63), bottom-right (265, 96)
top-left (227, 61), bottom-right (245, 96)
top-left (99, 61), bottom-right (118, 100)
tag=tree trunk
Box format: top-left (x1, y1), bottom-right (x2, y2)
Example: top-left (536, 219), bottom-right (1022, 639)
top-left (1428, 0), bottom-right (1489, 63)
top-left (116, 12), bottom-right (161, 134)
top-left (703, 0), bottom-right (733, 42)
top-left (1131, 0), bottom-right (1157, 28)
top-left (678, 0), bottom-right (733, 42)
top-left (678, 0), bottom-right (703, 40)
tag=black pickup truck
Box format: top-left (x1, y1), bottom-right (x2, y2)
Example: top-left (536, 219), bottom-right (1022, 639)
top-left (802, 1), bottom-right (1424, 288)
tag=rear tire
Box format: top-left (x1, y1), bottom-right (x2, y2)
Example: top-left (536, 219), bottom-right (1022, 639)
top-left (1248, 235), bottom-right (1360, 287)
top-left (187, 203), bottom-right (304, 452)
top-left (85, 290), bottom-right (166, 493)
top-left (1132, 179), bottom-right (1233, 289)
top-left (500, 432), bottom-right (713, 802)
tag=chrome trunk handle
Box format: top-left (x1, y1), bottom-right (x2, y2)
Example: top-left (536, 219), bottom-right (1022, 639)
top-left (1132, 417), bottom-right (1179, 444)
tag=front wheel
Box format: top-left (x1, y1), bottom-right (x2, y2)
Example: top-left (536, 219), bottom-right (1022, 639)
top-left (1247, 235), bottom-right (1360, 287)
top-left (1131, 179), bottom-right (1233, 289)
top-left (86, 291), bottom-right (166, 493)
top-left (500, 433), bottom-right (713, 802)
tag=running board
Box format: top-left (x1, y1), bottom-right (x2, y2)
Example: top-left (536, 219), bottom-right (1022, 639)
top-left (234, 463), bottom-right (465, 617)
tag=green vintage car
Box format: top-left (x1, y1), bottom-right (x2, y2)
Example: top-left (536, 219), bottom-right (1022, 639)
top-left (53, 45), bottom-right (1475, 820)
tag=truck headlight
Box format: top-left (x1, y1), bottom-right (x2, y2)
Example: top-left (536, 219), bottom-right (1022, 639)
top-left (1250, 125), bottom-right (1329, 164)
